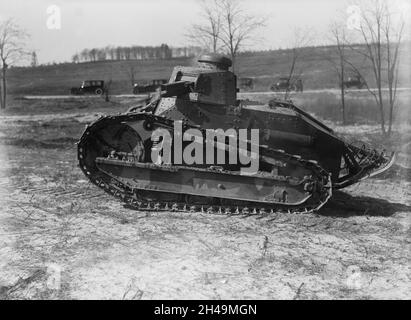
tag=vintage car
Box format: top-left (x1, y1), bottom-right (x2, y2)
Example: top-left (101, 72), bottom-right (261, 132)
top-left (238, 77), bottom-right (254, 90)
top-left (342, 75), bottom-right (366, 89)
top-left (133, 79), bottom-right (168, 94)
top-left (70, 80), bottom-right (105, 95)
top-left (270, 77), bottom-right (303, 92)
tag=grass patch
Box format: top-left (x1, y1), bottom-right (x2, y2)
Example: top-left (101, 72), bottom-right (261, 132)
top-left (291, 91), bottom-right (411, 126)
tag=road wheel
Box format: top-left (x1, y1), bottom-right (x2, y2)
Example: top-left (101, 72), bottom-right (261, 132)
top-left (95, 88), bottom-right (103, 95)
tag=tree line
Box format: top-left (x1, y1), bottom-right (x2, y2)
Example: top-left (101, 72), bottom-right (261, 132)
top-left (71, 44), bottom-right (203, 63)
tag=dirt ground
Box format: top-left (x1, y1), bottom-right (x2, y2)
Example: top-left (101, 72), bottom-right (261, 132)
top-left (0, 97), bottom-right (410, 300)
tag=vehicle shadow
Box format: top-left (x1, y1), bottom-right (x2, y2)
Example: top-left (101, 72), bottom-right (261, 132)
top-left (319, 190), bottom-right (411, 217)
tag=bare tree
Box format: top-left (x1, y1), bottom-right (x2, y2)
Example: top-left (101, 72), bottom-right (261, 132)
top-left (186, 0), bottom-right (222, 53)
top-left (89, 48), bottom-right (97, 62)
top-left (31, 51), bottom-right (38, 67)
top-left (72, 53), bottom-right (80, 63)
top-left (124, 63), bottom-right (138, 87)
top-left (0, 19), bottom-right (29, 109)
top-left (80, 48), bottom-right (90, 62)
top-left (346, 0), bottom-right (405, 136)
top-left (217, 0), bottom-right (266, 72)
top-left (326, 23), bottom-right (349, 124)
top-left (105, 46), bottom-right (115, 60)
top-left (104, 79), bottom-right (112, 102)
top-left (188, 0), bottom-right (266, 72)
top-left (283, 27), bottom-right (313, 99)
top-left (97, 49), bottom-right (106, 61)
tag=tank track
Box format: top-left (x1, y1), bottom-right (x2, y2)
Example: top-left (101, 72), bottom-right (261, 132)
top-left (78, 112), bottom-right (332, 216)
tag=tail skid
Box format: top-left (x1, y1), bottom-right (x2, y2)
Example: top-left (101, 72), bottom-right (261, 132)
top-left (335, 143), bottom-right (395, 189)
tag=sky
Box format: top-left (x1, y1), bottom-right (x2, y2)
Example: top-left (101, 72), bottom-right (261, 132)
top-left (0, 0), bottom-right (409, 64)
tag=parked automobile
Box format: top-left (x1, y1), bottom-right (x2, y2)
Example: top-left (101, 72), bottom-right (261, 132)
top-left (70, 80), bottom-right (105, 95)
top-left (342, 75), bottom-right (366, 89)
top-left (133, 79), bottom-right (168, 94)
top-left (270, 77), bottom-right (303, 92)
top-left (238, 77), bottom-right (254, 90)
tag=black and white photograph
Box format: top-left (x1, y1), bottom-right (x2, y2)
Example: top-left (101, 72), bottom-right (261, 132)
top-left (0, 0), bottom-right (410, 302)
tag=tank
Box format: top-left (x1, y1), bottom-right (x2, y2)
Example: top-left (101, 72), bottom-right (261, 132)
top-left (77, 54), bottom-right (395, 214)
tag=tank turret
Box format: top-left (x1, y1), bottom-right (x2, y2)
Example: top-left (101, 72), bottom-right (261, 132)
top-left (160, 54), bottom-right (237, 105)
top-left (197, 53), bottom-right (232, 71)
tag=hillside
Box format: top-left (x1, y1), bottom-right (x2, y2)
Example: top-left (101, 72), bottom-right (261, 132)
top-left (8, 44), bottom-right (411, 95)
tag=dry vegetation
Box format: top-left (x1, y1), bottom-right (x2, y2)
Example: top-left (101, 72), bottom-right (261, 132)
top-left (6, 43), bottom-right (411, 96)
top-left (250, 89), bottom-right (411, 126)
top-left (0, 95), bottom-right (410, 300)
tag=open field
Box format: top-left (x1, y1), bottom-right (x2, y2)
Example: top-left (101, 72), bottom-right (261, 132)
top-left (0, 94), bottom-right (410, 300)
top-left (249, 89), bottom-right (411, 126)
top-left (8, 44), bottom-right (411, 96)
top-left (17, 86), bottom-right (411, 126)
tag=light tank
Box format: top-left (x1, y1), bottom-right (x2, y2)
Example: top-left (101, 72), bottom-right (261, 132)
top-left (77, 54), bottom-right (394, 214)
